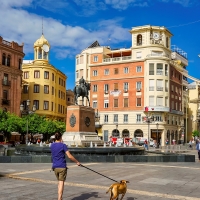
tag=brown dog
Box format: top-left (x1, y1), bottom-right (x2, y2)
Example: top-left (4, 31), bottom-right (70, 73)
top-left (106, 180), bottom-right (129, 200)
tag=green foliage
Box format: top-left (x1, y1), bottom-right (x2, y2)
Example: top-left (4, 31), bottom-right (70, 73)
top-left (0, 109), bottom-right (66, 138)
top-left (192, 130), bottom-right (200, 137)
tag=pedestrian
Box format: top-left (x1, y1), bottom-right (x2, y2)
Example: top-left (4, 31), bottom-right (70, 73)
top-left (144, 139), bottom-right (148, 150)
top-left (50, 132), bottom-right (81, 200)
top-left (196, 140), bottom-right (200, 162)
top-left (189, 139), bottom-right (192, 149)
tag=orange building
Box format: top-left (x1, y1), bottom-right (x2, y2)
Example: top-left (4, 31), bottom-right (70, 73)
top-left (75, 26), bottom-right (189, 146)
top-left (0, 36), bottom-right (24, 116)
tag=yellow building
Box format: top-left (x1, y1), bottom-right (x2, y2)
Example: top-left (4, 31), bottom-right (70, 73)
top-left (21, 34), bottom-right (67, 121)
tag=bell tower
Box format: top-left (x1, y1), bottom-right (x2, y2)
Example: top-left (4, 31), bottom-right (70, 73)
top-left (33, 34), bottom-right (50, 62)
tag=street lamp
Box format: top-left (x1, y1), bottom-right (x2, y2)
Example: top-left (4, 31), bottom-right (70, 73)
top-left (20, 100), bottom-right (36, 144)
top-left (156, 123), bottom-right (159, 148)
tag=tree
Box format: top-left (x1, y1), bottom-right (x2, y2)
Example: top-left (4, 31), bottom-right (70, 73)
top-left (192, 130), bottom-right (200, 138)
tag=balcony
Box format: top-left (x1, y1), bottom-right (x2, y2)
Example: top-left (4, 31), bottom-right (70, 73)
top-left (2, 99), bottom-right (10, 106)
top-left (103, 56), bottom-right (132, 63)
top-left (149, 86), bottom-right (154, 91)
top-left (157, 87), bottom-right (163, 91)
top-left (2, 80), bottom-right (11, 86)
top-left (146, 53), bottom-right (169, 58)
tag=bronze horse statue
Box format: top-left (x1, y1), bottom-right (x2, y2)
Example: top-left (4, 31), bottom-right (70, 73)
top-left (73, 82), bottom-right (91, 106)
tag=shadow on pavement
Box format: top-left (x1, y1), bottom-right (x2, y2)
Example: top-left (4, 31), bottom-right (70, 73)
top-left (127, 197), bottom-right (137, 200)
top-left (71, 192), bottom-right (101, 199)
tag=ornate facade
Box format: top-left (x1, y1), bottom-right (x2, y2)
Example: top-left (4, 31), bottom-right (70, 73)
top-left (22, 34), bottom-right (67, 121)
top-left (0, 36), bottom-right (25, 116)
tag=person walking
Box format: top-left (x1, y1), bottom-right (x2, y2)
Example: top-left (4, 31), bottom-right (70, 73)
top-left (196, 140), bottom-right (200, 162)
top-left (51, 132), bottom-right (81, 200)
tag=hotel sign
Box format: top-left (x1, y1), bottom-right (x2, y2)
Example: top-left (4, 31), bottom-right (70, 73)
top-left (144, 106), bottom-right (169, 112)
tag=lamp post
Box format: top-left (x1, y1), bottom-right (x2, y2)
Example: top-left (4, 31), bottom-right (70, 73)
top-left (156, 123), bottom-right (159, 148)
top-left (20, 100), bottom-right (36, 144)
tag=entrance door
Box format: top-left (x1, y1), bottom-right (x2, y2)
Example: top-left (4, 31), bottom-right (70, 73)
top-left (104, 130), bottom-right (108, 142)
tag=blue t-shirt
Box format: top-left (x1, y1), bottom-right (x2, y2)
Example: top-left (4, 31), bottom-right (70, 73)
top-left (51, 142), bottom-right (68, 168)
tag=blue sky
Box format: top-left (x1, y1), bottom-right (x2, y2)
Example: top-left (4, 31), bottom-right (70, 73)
top-left (1, 0), bottom-right (200, 89)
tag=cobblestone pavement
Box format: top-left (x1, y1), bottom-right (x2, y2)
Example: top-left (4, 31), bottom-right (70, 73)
top-left (1, 157), bottom-right (200, 200)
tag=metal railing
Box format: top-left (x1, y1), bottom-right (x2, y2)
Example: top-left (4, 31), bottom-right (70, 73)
top-left (103, 56), bottom-right (132, 63)
top-left (156, 70), bottom-right (163, 75)
top-left (149, 86), bottom-right (154, 91)
top-left (2, 99), bottom-right (10, 105)
top-left (157, 87), bottom-right (163, 91)
top-left (149, 71), bottom-right (154, 75)
top-left (2, 40), bottom-right (11, 46)
top-left (2, 80), bottom-right (11, 86)
top-left (146, 54), bottom-right (169, 58)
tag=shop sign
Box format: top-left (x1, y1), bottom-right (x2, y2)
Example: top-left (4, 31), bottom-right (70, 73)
top-left (144, 106), bottom-right (169, 112)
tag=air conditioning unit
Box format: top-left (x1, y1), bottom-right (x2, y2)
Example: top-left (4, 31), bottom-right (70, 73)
top-left (104, 90), bottom-right (108, 94)
top-left (137, 88), bottom-right (141, 92)
top-left (124, 89), bottom-right (128, 93)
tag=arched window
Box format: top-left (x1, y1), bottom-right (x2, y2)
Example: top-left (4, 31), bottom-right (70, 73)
top-left (122, 129), bottom-right (129, 138)
top-left (2, 53), bottom-right (6, 65)
top-left (166, 37), bottom-right (169, 48)
top-left (7, 55), bottom-right (11, 67)
top-left (137, 34), bottom-right (142, 46)
top-left (112, 129), bottom-right (120, 137)
top-left (134, 129), bottom-right (143, 137)
top-left (18, 59), bottom-right (22, 70)
top-left (38, 48), bottom-right (42, 59)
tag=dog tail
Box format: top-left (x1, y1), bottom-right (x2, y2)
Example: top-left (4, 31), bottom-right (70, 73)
top-left (106, 186), bottom-right (113, 194)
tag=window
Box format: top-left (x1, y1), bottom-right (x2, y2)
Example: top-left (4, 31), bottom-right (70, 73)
top-left (38, 49), bottom-right (42, 59)
top-left (136, 66), bottom-right (142, 72)
top-left (136, 52), bottom-right (142, 59)
top-left (24, 71), bottom-right (29, 79)
top-left (44, 71), bottom-right (49, 79)
top-left (44, 101), bottom-right (49, 110)
top-left (51, 102), bottom-right (54, 111)
top-left (93, 70), bottom-right (98, 76)
top-left (137, 34), bottom-right (142, 45)
top-left (93, 55), bottom-right (98, 62)
top-left (114, 114), bottom-right (118, 123)
top-left (2, 53), bottom-right (6, 65)
top-left (136, 98), bottom-right (141, 106)
top-left (153, 115), bottom-right (162, 122)
top-left (93, 85), bottom-right (98, 92)
top-left (3, 74), bottom-right (8, 85)
top-left (34, 70), bottom-right (40, 78)
top-left (124, 67), bottom-right (129, 74)
top-left (157, 63), bottom-right (163, 75)
top-left (136, 82), bottom-right (141, 91)
top-left (104, 100), bottom-right (109, 108)
top-left (165, 97), bottom-right (168, 107)
top-left (171, 101), bottom-right (174, 109)
top-left (114, 68), bottom-right (119, 74)
top-left (34, 84), bottom-right (39, 93)
top-left (18, 59), bottom-right (22, 70)
top-left (124, 114), bottom-right (128, 123)
top-left (104, 130), bottom-right (109, 142)
top-left (149, 79), bottom-right (154, 91)
top-left (136, 114), bottom-right (141, 123)
top-left (149, 96), bottom-right (154, 106)
top-left (149, 63), bottom-right (154, 75)
top-left (114, 83), bottom-right (118, 91)
top-left (44, 85), bottom-right (49, 94)
top-left (23, 85), bottom-right (28, 93)
top-left (124, 98), bottom-right (128, 107)
top-left (3, 90), bottom-right (8, 99)
top-left (52, 87), bottom-right (54, 95)
top-left (124, 82), bottom-right (129, 92)
top-left (157, 80), bottom-right (163, 91)
top-left (58, 90), bottom-right (61, 98)
top-left (33, 100), bottom-right (39, 110)
top-left (114, 99), bottom-right (118, 107)
top-left (104, 84), bottom-right (109, 93)
top-left (76, 71), bottom-right (79, 79)
top-left (165, 64), bottom-right (168, 76)
top-left (93, 101), bottom-right (97, 108)
top-left (104, 115), bottom-right (108, 123)
top-left (7, 55), bottom-right (11, 67)
top-left (166, 37), bottom-right (169, 48)
top-left (104, 69), bottom-right (109, 75)
top-left (76, 57), bottom-right (79, 65)
top-left (171, 85), bottom-right (174, 92)
top-left (157, 97), bottom-right (163, 106)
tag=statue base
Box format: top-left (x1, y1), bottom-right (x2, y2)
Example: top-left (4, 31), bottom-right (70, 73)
top-left (62, 131), bottom-right (102, 146)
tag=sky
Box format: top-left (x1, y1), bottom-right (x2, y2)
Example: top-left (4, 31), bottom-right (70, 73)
top-left (1, 0), bottom-right (200, 89)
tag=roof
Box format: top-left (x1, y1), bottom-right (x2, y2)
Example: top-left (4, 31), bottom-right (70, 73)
top-left (87, 40), bottom-right (100, 48)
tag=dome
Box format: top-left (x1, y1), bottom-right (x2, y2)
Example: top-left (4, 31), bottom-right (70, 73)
top-left (34, 34), bottom-right (50, 48)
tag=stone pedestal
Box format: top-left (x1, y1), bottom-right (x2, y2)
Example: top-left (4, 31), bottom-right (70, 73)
top-left (62, 105), bottom-right (100, 146)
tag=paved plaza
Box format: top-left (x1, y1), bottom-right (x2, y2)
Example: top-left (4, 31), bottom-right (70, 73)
top-left (0, 151), bottom-right (200, 200)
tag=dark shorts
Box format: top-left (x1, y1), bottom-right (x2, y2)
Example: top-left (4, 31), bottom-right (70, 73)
top-left (54, 168), bottom-right (67, 181)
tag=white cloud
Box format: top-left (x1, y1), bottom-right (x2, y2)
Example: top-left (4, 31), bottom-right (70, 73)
top-left (160, 0), bottom-right (197, 7)
top-left (0, 1), bottom-right (130, 59)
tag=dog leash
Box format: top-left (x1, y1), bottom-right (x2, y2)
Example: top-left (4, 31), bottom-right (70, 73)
top-left (80, 164), bottom-right (118, 183)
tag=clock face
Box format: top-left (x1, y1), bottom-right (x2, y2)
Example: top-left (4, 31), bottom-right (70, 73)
top-left (42, 44), bottom-right (49, 52)
top-left (153, 32), bottom-right (160, 40)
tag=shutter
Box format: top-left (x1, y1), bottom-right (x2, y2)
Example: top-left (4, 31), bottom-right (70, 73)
top-left (124, 98), bottom-right (128, 107)
top-left (149, 96), bottom-right (154, 106)
top-left (114, 99), bottom-right (118, 107)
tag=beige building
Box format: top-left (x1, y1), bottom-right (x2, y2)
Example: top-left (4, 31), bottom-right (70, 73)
top-left (75, 25), bottom-right (192, 146)
top-left (0, 36), bottom-right (25, 116)
top-left (66, 89), bottom-right (75, 106)
top-left (22, 34), bottom-right (67, 121)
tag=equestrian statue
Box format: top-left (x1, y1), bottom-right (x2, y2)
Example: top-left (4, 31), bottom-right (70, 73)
top-left (73, 76), bottom-right (91, 106)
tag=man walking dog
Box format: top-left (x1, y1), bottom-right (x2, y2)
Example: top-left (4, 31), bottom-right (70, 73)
top-left (51, 132), bottom-right (81, 200)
